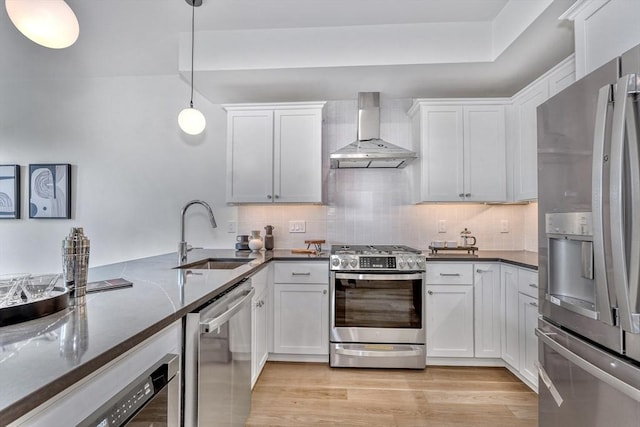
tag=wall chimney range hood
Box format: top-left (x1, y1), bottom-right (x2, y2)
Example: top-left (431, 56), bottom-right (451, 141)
top-left (330, 92), bottom-right (417, 169)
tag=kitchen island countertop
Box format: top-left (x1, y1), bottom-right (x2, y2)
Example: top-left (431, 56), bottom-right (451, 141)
top-left (0, 249), bottom-right (328, 424)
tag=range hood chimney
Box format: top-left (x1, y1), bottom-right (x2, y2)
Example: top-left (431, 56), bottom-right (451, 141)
top-left (329, 92), bottom-right (417, 169)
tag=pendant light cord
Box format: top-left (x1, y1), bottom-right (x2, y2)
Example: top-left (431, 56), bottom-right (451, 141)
top-left (189, 1), bottom-right (195, 108)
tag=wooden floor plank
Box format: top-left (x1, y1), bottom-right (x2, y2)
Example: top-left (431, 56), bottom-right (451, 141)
top-left (247, 362), bottom-right (538, 426)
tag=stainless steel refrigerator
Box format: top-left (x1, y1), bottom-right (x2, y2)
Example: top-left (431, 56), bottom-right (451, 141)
top-left (537, 43), bottom-right (640, 426)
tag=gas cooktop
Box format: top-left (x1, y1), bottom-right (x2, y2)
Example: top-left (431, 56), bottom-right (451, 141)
top-left (330, 245), bottom-right (425, 271)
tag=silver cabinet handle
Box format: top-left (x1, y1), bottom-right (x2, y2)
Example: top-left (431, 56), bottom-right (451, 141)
top-left (440, 273), bottom-right (461, 277)
top-left (529, 302), bottom-right (538, 307)
top-left (476, 269), bottom-right (491, 273)
top-left (458, 193), bottom-right (464, 197)
top-left (427, 290), bottom-right (433, 295)
top-left (465, 193), bottom-right (471, 197)
top-left (267, 194), bottom-right (272, 199)
top-left (323, 289), bottom-right (327, 295)
top-left (529, 283), bottom-right (538, 288)
top-left (592, 84), bottom-right (615, 327)
top-left (536, 328), bottom-right (640, 402)
top-left (291, 272), bottom-right (311, 276)
top-left (274, 194), bottom-right (280, 199)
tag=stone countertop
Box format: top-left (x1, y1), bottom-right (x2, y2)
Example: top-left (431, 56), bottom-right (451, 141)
top-left (0, 249), bottom-right (328, 424)
top-left (423, 250), bottom-right (538, 270)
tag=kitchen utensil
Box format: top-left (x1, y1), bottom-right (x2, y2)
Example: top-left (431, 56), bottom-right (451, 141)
top-left (264, 225), bottom-right (274, 250)
top-left (305, 239), bottom-right (325, 252)
top-left (459, 228), bottom-right (476, 248)
top-left (249, 230), bottom-right (263, 252)
top-left (22, 273), bottom-right (62, 301)
top-left (291, 249), bottom-right (317, 255)
top-left (62, 227), bottom-right (90, 305)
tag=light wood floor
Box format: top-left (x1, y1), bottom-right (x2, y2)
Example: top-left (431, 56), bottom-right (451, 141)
top-left (247, 362), bottom-right (538, 426)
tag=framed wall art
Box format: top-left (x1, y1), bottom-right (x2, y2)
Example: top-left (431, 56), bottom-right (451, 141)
top-left (0, 165), bottom-right (20, 219)
top-left (29, 163), bottom-right (71, 219)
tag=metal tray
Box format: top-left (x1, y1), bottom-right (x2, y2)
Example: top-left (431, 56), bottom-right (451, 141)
top-left (0, 286), bottom-right (69, 327)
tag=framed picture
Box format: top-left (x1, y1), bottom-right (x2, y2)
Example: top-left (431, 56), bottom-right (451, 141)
top-left (0, 165), bottom-right (20, 219)
top-left (29, 163), bottom-right (71, 219)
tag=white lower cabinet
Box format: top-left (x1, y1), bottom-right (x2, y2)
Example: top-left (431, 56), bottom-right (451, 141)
top-left (501, 265), bottom-right (520, 369)
top-left (474, 264), bottom-right (501, 358)
top-left (426, 284), bottom-right (474, 358)
top-left (519, 293), bottom-right (539, 386)
top-left (500, 265), bottom-right (539, 390)
top-left (273, 283), bottom-right (328, 355)
top-left (251, 266), bottom-right (271, 388)
top-left (272, 262), bottom-right (329, 356)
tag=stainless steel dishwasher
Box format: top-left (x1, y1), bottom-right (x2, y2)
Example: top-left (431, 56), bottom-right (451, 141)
top-left (184, 279), bottom-right (254, 426)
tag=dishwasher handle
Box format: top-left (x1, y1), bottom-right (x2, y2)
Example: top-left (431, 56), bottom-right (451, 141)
top-left (200, 287), bottom-right (255, 333)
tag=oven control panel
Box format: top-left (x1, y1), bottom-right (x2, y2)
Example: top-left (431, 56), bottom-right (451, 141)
top-left (330, 255), bottom-right (426, 271)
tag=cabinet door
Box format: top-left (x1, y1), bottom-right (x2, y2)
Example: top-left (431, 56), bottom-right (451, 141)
top-left (251, 287), bottom-right (269, 389)
top-left (226, 110), bottom-right (274, 203)
top-left (512, 81), bottom-right (549, 201)
top-left (417, 106), bottom-right (464, 202)
top-left (519, 293), bottom-right (539, 388)
top-left (426, 285), bottom-right (474, 358)
top-left (501, 265), bottom-right (520, 369)
top-left (474, 264), bottom-right (501, 358)
top-left (463, 105), bottom-right (507, 202)
top-left (274, 108), bottom-right (323, 203)
top-left (273, 283), bottom-right (328, 355)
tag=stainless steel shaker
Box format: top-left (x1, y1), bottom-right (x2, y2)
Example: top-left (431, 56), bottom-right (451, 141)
top-left (264, 225), bottom-right (274, 250)
top-left (62, 227), bottom-right (90, 305)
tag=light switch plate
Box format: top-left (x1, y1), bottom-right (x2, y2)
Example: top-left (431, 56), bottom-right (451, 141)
top-left (227, 221), bottom-right (237, 233)
top-left (289, 220), bottom-right (306, 233)
top-left (438, 220), bottom-right (447, 233)
top-left (500, 220), bottom-right (509, 233)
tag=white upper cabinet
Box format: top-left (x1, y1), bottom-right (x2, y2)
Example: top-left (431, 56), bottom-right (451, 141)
top-left (510, 55), bottom-right (575, 201)
top-left (563, 0), bottom-right (640, 79)
top-left (409, 100), bottom-right (507, 203)
top-left (224, 102), bottom-right (325, 204)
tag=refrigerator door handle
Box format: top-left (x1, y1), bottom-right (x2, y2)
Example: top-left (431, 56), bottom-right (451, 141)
top-left (592, 84), bottom-right (615, 325)
top-left (610, 74), bottom-right (640, 334)
top-left (536, 328), bottom-right (640, 402)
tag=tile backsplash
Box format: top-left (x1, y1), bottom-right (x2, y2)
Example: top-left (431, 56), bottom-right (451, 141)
top-left (237, 99), bottom-right (538, 252)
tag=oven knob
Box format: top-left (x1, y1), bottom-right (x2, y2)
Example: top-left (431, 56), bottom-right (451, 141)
top-left (349, 258), bottom-right (358, 268)
top-left (407, 257), bottom-right (415, 268)
top-left (331, 257), bottom-right (341, 268)
top-left (340, 258), bottom-right (348, 268)
top-left (416, 257), bottom-right (425, 267)
top-left (397, 257), bottom-right (406, 269)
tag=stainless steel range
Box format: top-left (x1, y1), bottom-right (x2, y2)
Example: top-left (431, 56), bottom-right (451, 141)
top-left (329, 245), bottom-right (426, 369)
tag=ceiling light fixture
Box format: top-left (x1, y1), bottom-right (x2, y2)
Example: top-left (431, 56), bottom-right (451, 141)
top-left (178, 0), bottom-right (206, 136)
top-left (5, 0), bottom-right (79, 49)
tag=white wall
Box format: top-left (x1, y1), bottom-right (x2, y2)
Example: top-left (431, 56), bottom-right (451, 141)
top-left (0, 74), bottom-right (237, 274)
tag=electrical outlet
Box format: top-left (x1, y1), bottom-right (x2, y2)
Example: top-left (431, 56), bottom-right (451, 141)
top-left (289, 220), bottom-right (306, 233)
top-left (438, 220), bottom-right (447, 233)
top-left (500, 219), bottom-right (509, 233)
top-left (227, 221), bottom-right (237, 233)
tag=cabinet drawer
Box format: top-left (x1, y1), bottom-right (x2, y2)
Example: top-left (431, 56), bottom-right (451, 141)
top-left (518, 268), bottom-right (539, 298)
top-left (426, 263), bottom-right (473, 285)
top-left (274, 262), bottom-right (329, 284)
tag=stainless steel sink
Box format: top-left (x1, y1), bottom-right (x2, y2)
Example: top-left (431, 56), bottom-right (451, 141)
top-left (176, 258), bottom-right (251, 270)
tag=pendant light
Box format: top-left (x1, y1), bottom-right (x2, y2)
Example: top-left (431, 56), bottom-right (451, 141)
top-left (178, 0), bottom-right (206, 136)
top-left (5, 0), bottom-right (79, 49)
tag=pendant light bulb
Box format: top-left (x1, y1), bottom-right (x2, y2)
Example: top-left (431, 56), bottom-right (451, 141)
top-left (178, 107), bottom-right (206, 135)
top-left (179, 0), bottom-right (206, 136)
top-left (5, 0), bottom-right (79, 49)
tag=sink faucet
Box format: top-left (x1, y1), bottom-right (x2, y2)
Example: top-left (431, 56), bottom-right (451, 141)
top-left (179, 200), bottom-right (217, 265)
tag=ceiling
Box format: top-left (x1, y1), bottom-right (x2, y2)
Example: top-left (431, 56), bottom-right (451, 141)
top-left (0, 0), bottom-right (576, 103)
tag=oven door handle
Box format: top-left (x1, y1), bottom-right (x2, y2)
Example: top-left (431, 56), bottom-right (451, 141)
top-left (334, 344), bottom-right (423, 358)
top-left (334, 272), bottom-right (424, 281)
